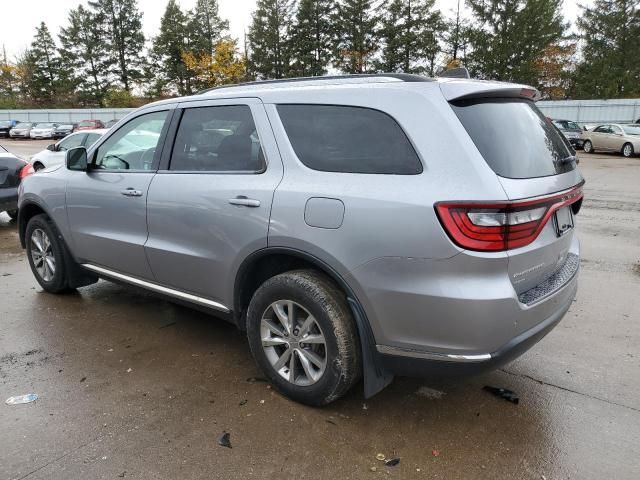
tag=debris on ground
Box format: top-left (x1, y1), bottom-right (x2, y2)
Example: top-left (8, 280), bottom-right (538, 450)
top-left (385, 458), bottom-right (400, 467)
top-left (370, 466), bottom-right (377, 472)
top-left (80, 377), bottom-right (86, 383)
top-left (483, 385), bottom-right (519, 404)
top-left (416, 386), bottom-right (446, 400)
top-left (126, 368), bottom-right (133, 373)
top-left (246, 377), bottom-right (268, 383)
top-left (259, 399), bottom-right (265, 404)
top-left (159, 321), bottom-right (177, 329)
top-left (432, 449), bottom-right (440, 457)
top-left (218, 432), bottom-right (232, 448)
top-left (238, 399), bottom-right (247, 406)
top-left (362, 403), bottom-right (368, 410)
top-left (376, 453), bottom-right (386, 461)
top-left (325, 419), bottom-right (337, 426)
top-left (5, 394), bottom-right (38, 405)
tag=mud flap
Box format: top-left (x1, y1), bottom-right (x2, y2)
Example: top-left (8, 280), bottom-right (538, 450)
top-left (347, 297), bottom-right (394, 398)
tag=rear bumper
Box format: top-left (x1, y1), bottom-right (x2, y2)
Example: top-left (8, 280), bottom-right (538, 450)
top-left (0, 187), bottom-right (19, 212)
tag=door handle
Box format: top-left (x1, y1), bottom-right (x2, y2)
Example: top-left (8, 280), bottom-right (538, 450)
top-left (121, 188), bottom-right (143, 197)
top-left (229, 196), bottom-right (260, 207)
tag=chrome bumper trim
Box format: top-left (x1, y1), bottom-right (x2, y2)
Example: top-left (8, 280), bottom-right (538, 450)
top-left (376, 345), bottom-right (491, 362)
top-left (81, 264), bottom-right (230, 313)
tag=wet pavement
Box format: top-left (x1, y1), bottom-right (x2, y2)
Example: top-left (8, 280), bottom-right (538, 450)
top-left (1, 143), bottom-right (639, 479)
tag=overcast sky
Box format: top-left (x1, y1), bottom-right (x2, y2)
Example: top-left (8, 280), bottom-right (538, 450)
top-left (2, 0), bottom-right (589, 60)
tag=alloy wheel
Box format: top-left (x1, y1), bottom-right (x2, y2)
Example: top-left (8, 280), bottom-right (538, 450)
top-left (260, 300), bottom-right (327, 386)
top-left (30, 228), bottom-right (56, 282)
top-left (623, 144), bottom-right (632, 157)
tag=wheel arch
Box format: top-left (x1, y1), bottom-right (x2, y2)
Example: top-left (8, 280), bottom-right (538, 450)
top-left (18, 201), bottom-right (48, 248)
top-left (234, 247), bottom-right (393, 398)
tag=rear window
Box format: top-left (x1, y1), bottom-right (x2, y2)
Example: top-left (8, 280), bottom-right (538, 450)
top-left (78, 121), bottom-right (94, 127)
top-left (451, 98), bottom-right (575, 179)
top-left (277, 104), bottom-right (422, 174)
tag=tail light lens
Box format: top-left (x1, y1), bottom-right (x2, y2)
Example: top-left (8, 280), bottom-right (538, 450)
top-left (436, 184), bottom-right (584, 252)
top-left (19, 164), bottom-right (35, 179)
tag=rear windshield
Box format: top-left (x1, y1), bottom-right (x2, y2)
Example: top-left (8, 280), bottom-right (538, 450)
top-left (451, 98), bottom-right (575, 179)
top-left (78, 121), bottom-right (94, 127)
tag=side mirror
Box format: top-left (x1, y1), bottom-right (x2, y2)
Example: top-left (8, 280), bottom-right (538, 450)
top-left (46, 144), bottom-right (56, 152)
top-left (66, 147), bottom-right (88, 171)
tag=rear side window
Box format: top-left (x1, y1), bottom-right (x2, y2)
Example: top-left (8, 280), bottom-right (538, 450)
top-left (451, 98), bottom-right (575, 179)
top-left (170, 105), bottom-right (264, 172)
top-left (277, 104), bottom-right (422, 174)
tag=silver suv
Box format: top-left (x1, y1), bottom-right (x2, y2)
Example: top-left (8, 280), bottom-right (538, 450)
top-left (18, 75), bottom-right (583, 405)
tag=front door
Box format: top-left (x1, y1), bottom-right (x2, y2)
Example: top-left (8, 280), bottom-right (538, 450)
top-left (66, 109), bottom-right (172, 279)
top-left (144, 99), bottom-right (283, 309)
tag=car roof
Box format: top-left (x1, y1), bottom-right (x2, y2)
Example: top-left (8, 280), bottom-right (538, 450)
top-left (140, 74), bottom-right (536, 109)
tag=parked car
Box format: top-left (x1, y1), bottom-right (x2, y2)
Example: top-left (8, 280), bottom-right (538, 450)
top-left (9, 122), bottom-right (34, 139)
top-left (31, 129), bottom-right (107, 171)
top-left (104, 119), bottom-right (120, 128)
top-left (1, 145), bottom-right (33, 220)
top-left (0, 120), bottom-right (20, 137)
top-left (30, 123), bottom-right (59, 139)
top-left (76, 119), bottom-right (105, 131)
top-left (552, 119), bottom-right (584, 149)
top-left (582, 123), bottom-right (640, 157)
top-left (53, 123), bottom-right (78, 139)
top-left (18, 74), bottom-right (584, 405)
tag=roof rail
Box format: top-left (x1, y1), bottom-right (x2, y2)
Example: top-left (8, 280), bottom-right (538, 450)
top-left (197, 73), bottom-right (434, 94)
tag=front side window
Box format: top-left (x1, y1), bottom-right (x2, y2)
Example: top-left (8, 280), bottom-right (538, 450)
top-left (58, 134), bottom-right (87, 151)
top-left (84, 133), bottom-right (102, 147)
top-left (169, 105), bottom-right (264, 172)
top-left (277, 104), bottom-right (422, 174)
top-left (94, 111), bottom-right (168, 171)
top-left (594, 125), bottom-right (609, 133)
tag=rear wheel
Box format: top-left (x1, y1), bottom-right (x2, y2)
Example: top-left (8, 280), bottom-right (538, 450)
top-left (583, 140), bottom-right (594, 153)
top-left (622, 143), bottom-right (634, 158)
top-left (246, 270), bottom-right (361, 406)
top-left (25, 214), bottom-right (73, 293)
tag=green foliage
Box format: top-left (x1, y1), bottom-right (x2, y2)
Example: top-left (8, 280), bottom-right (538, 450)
top-left (248, 0), bottom-right (296, 79)
top-left (289, 0), bottom-right (335, 77)
top-left (375, 0), bottom-right (445, 75)
top-left (89, 0), bottom-right (146, 92)
top-left (333, 0), bottom-right (377, 73)
top-left (573, 0), bottom-right (640, 98)
top-left (188, 0), bottom-right (230, 56)
top-left (103, 88), bottom-right (135, 107)
top-left (465, 0), bottom-right (566, 86)
top-left (59, 5), bottom-right (111, 106)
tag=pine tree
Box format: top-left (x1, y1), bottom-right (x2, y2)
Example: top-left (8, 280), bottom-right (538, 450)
top-left (0, 47), bottom-right (19, 107)
top-left (333, 0), bottom-right (377, 73)
top-left (151, 0), bottom-right (191, 95)
top-left (375, 0), bottom-right (445, 75)
top-left (573, 0), bottom-right (640, 98)
top-left (24, 22), bottom-right (69, 106)
top-left (59, 5), bottom-right (111, 106)
top-left (442, 0), bottom-right (470, 64)
top-left (89, 0), bottom-right (146, 92)
top-left (466, 0), bottom-right (565, 85)
top-left (289, 0), bottom-right (335, 77)
top-left (248, 0), bottom-right (295, 79)
top-left (188, 0), bottom-right (230, 56)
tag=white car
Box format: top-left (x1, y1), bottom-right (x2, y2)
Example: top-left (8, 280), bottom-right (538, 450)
top-left (29, 123), bottom-right (59, 139)
top-left (30, 129), bottom-right (107, 171)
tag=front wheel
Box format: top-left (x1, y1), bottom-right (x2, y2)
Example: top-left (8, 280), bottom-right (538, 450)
top-left (246, 270), bottom-right (361, 406)
top-left (622, 143), bottom-right (634, 158)
top-left (583, 140), bottom-right (593, 153)
top-left (25, 214), bottom-right (73, 293)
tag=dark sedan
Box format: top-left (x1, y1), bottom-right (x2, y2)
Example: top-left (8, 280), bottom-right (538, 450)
top-left (53, 123), bottom-right (78, 139)
top-left (0, 120), bottom-right (20, 138)
top-left (552, 119), bottom-right (584, 149)
top-left (1, 146), bottom-right (33, 220)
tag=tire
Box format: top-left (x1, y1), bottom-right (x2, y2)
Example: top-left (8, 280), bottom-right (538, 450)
top-left (33, 162), bottom-right (45, 171)
top-left (246, 270), bottom-right (361, 406)
top-left (25, 214), bottom-right (74, 293)
top-left (622, 143), bottom-right (634, 158)
top-left (583, 140), bottom-right (593, 153)
top-left (6, 210), bottom-right (18, 220)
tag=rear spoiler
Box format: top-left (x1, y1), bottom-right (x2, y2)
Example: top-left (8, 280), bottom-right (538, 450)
top-left (439, 79), bottom-right (541, 102)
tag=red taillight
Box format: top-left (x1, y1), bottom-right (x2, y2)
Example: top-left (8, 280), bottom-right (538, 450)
top-left (436, 185), bottom-right (584, 252)
top-left (19, 164), bottom-right (35, 179)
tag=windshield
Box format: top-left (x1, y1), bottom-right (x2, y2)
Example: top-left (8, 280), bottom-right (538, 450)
top-left (553, 120), bottom-right (581, 130)
top-left (622, 125), bottom-right (640, 135)
top-left (0, 121), bottom-right (11, 128)
top-left (37, 123), bottom-right (55, 128)
top-left (451, 98), bottom-right (575, 179)
top-left (58, 124), bottom-right (74, 129)
top-left (17, 123), bottom-right (32, 128)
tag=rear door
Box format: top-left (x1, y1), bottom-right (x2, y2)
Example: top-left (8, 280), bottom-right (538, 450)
top-left (449, 94), bottom-right (583, 295)
top-left (66, 108), bottom-right (172, 279)
top-left (144, 98), bottom-right (283, 309)
top-left (591, 125), bottom-right (609, 150)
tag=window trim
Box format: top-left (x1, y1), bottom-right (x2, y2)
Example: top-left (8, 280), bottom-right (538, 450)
top-left (88, 109), bottom-right (173, 173)
top-left (275, 103), bottom-right (424, 175)
top-left (163, 104), bottom-right (267, 175)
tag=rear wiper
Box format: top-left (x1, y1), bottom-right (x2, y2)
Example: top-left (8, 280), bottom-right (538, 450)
top-left (558, 155), bottom-right (578, 164)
